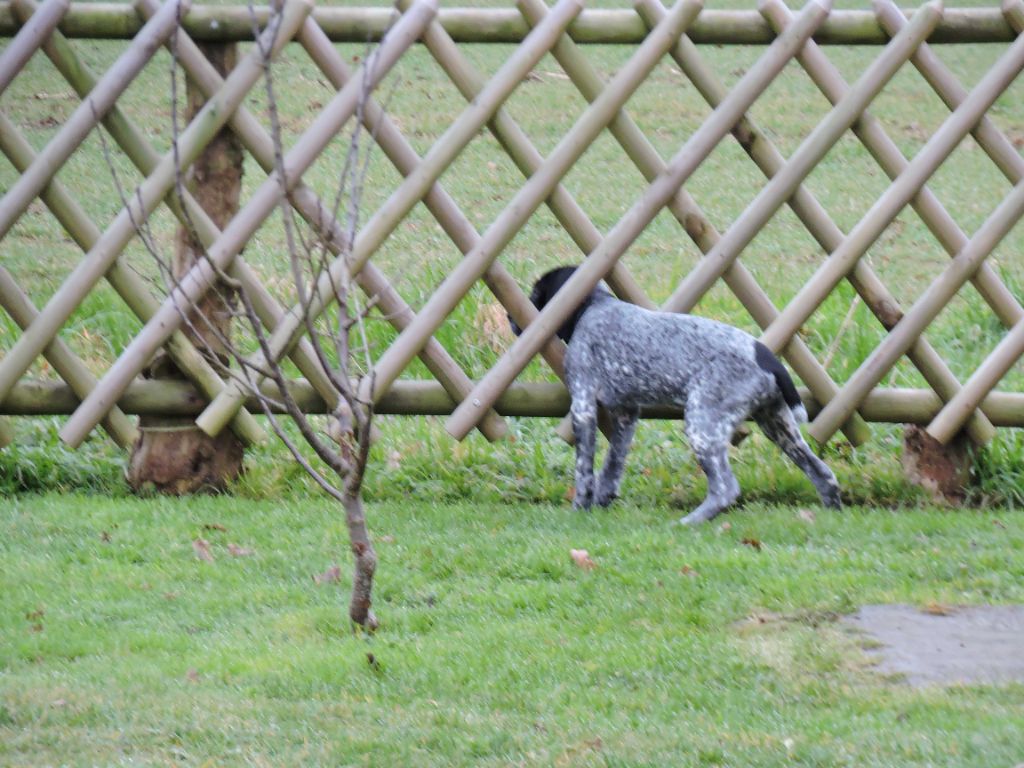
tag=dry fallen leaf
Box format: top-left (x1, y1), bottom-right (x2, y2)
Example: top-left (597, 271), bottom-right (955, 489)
top-left (570, 549), bottom-right (597, 571)
top-left (227, 543), bottom-right (254, 557)
top-left (741, 537), bottom-right (763, 552)
top-left (680, 564), bottom-right (698, 578)
top-left (717, 521), bottom-right (732, 534)
top-left (379, 535), bottom-right (396, 544)
top-left (202, 523), bottom-right (227, 532)
top-left (192, 538), bottom-right (214, 563)
top-left (186, 669), bottom-right (201, 683)
top-left (798, 508), bottom-right (816, 524)
top-left (314, 564), bottom-right (342, 585)
top-left (923, 602), bottom-right (952, 616)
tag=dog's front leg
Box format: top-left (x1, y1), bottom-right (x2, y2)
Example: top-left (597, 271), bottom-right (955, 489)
top-left (570, 394), bottom-right (598, 510)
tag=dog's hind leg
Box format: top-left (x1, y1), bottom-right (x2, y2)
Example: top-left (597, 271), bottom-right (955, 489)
top-left (596, 406), bottom-right (639, 507)
top-left (679, 400), bottom-right (743, 526)
top-left (755, 404), bottom-right (841, 509)
top-left (569, 390), bottom-right (599, 510)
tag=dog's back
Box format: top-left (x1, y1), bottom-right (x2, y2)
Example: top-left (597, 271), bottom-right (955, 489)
top-left (567, 295), bottom-right (792, 416)
top-left (515, 265), bottom-right (805, 420)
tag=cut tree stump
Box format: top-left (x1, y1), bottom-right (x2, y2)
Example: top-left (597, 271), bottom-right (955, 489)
top-left (901, 424), bottom-right (972, 502)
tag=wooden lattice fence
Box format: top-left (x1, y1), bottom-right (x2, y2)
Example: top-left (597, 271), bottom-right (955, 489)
top-left (1, 0), bottom-right (1024, 461)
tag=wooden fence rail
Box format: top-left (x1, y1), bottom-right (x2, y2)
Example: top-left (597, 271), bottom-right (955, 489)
top-left (1, 0), bottom-right (1023, 460)
top-left (1, 4), bottom-right (1022, 44)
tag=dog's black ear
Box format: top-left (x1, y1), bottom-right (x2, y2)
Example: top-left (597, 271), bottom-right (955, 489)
top-left (508, 266), bottom-right (582, 341)
top-left (536, 267), bottom-right (583, 343)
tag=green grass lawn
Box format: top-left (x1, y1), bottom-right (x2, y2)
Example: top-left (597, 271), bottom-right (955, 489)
top-left (2, 491), bottom-right (1023, 766)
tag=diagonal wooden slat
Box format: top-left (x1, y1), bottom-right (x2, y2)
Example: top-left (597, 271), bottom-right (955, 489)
top-left (193, 0), bottom-right (587, 433)
top-left (759, 27), bottom-right (1024, 356)
top-left (758, 0), bottom-right (1010, 446)
top-left (0, 0), bottom-right (311, 419)
top-left (647, 0), bottom-right (917, 386)
top-left (59, 0), bottom-right (438, 448)
top-left (751, 0), bottom-right (1010, 447)
top-left (660, 0), bottom-right (941, 315)
top-left (368, 0), bottom-right (704, 407)
top-left (0, 0), bottom-right (186, 244)
top-left (759, 0), bottom-right (1024, 444)
top-left (0, 0), bottom-right (66, 95)
top-left (928, 314), bottom-right (1024, 443)
top-left (920, 0), bottom-right (1024, 443)
top-left (0, 94), bottom-right (264, 447)
top-left (759, 23), bottom-right (1024, 443)
top-left (296, 13), bottom-right (566, 369)
top-left (0, 266), bottom-right (137, 446)
top-left (447, 0), bottom-right (832, 440)
top-left (874, 0), bottom-right (1024, 330)
top-left (148, 7), bottom-right (509, 442)
top-left (346, 0), bottom-right (584, 282)
top-left (643, 0), bottom-right (958, 446)
top-left (898, 0), bottom-right (1024, 192)
top-left (406, 0), bottom-right (654, 311)
top-left (810, 176), bottom-right (1024, 443)
top-left (295, 17), bottom-right (562, 383)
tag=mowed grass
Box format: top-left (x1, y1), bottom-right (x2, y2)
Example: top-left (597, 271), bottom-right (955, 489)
top-left (2, 492), bottom-right (1023, 767)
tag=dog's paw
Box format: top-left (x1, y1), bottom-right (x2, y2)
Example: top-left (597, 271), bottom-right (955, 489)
top-left (820, 483), bottom-right (842, 510)
top-left (676, 508), bottom-right (718, 526)
top-left (572, 480), bottom-right (594, 510)
top-left (573, 487), bottom-right (594, 511)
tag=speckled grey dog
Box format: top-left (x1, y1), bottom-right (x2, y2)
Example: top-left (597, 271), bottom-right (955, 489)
top-left (512, 266), bottom-right (841, 525)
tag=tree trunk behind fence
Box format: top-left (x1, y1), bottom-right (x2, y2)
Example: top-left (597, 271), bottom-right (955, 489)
top-left (127, 43), bottom-right (244, 494)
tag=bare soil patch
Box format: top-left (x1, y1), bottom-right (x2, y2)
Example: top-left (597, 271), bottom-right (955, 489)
top-left (844, 604), bottom-right (1024, 687)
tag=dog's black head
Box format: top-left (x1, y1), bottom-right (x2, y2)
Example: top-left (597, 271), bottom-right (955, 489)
top-left (508, 266), bottom-right (598, 343)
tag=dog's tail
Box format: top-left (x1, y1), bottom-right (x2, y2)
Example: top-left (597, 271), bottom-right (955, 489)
top-left (755, 342), bottom-right (807, 423)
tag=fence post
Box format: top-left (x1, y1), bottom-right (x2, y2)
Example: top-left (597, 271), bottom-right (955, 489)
top-left (126, 42), bottom-right (244, 494)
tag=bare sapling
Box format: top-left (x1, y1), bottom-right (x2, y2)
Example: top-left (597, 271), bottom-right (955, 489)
top-left (111, 3), bottom-right (396, 629)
